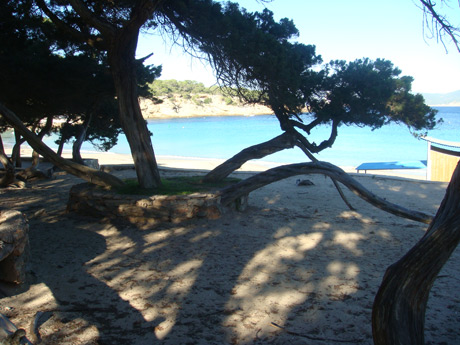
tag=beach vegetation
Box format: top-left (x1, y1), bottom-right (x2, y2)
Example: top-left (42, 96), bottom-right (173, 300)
top-left (116, 176), bottom-right (240, 196)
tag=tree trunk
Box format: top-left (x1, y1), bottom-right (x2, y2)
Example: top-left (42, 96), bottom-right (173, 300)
top-left (72, 113), bottom-right (92, 165)
top-left (218, 161), bottom-right (433, 224)
top-left (0, 102), bottom-right (124, 188)
top-left (13, 130), bottom-right (23, 168)
top-left (202, 132), bottom-right (297, 183)
top-left (372, 162), bottom-right (460, 345)
top-left (26, 115), bottom-right (54, 172)
top-left (108, 30), bottom-right (161, 189)
top-left (0, 136), bottom-right (16, 187)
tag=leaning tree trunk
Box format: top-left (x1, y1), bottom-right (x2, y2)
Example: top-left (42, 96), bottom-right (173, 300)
top-left (0, 102), bottom-right (124, 188)
top-left (202, 132), bottom-right (297, 183)
top-left (27, 115), bottom-right (54, 172)
top-left (108, 30), bottom-right (161, 189)
top-left (218, 161), bottom-right (433, 224)
top-left (372, 162), bottom-right (460, 345)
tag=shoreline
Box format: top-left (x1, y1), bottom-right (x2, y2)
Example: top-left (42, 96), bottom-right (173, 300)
top-left (8, 146), bottom-right (431, 181)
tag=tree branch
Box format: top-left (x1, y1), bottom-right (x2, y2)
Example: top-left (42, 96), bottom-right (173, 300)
top-left (67, 0), bottom-right (115, 36)
top-left (219, 161), bottom-right (433, 224)
top-left (35, 0), bottom-right (107, 50)
top-left (419, 0), bottom-right (460, 53)
top-left (0, 102), bottom-right (124, 188)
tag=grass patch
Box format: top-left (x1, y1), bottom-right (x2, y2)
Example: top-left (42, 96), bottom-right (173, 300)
top-left (116, 176), bottom-right (241, 196)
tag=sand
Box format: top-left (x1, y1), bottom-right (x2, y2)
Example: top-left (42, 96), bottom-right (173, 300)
top-left (0, 153), bottom-right (459, 345)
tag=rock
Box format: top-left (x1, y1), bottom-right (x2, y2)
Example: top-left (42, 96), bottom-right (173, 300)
top-left (296, 179), bottom-right (315, 186)
top-left (67, 183), bottom-right (244, 229)
top-left (0, 211), bottom-right (29, 284)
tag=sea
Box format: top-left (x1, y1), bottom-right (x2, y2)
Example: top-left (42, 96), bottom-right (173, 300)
top-left (3, 106), bottom-right (460, 169)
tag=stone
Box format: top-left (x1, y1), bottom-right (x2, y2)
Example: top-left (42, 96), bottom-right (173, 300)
top-left (67, 183), bottom-right (241, 228)
top-left (0, 210), bottom-right (29, 284)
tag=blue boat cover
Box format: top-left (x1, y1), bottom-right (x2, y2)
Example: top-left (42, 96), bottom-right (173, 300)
top-left (356, 160), bottom-right (427, 171)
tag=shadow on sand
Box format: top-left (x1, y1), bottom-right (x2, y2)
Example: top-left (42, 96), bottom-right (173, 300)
top-left (0, 171), bottom-right (458, 344)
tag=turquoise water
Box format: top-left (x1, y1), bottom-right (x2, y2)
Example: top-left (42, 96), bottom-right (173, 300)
top-left (106, 106), bottom-right (460, 167)
top-left (4, 106), bottom-right (459, 168)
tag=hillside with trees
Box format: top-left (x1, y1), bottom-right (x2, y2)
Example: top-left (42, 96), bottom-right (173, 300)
top-left (141, 80), bottom-right (273, 118)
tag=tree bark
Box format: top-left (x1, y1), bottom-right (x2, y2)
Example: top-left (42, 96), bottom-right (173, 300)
top-left (0, 102), bottom-right (124, 188)
top-left (0, 136), bottom-right (16, 187)
top-left (27, 115), bottom-right (54, 172)
top-left (372, 161), bottom-right (460, 345)
top-left (203, 132), bottom-right (297, 183)
top-left (13, 130), bottom-right (23, 168)
top-left (108, 30), bottom-right (161, 189)
top-left (218, 161), bottom-right (433, 224)
top-left (72, 113), bottom-right (92, 165)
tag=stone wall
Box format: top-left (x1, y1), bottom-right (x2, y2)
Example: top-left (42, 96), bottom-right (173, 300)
top-left (0, 210), bottom-right (29, 284)
top-left (67, 183), bottom-right (241, 229)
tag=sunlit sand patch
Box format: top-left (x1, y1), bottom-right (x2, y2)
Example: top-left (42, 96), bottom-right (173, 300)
top-left (189, 230), bottom-right (220, 243)
top-left (143, 229), bottom-right (176, 244)
top-left (312, 222), bottom-right (331, 231)
top-left (10, 283), bottom-right (58, 310)
top-left (327, 261), bottom-right (360, 279)
top-left (166, 260), bottom-right (202, 294)
top-left (321, 262), bottom-right (361, 298)
top-left (154, 318), bottom-right (176, 340)
top-left (273, 226), bottom-right (292, 238)
top-left (377, 229), bottom-right (392, 240)
top-left (224, 232), bottom-right (323, 340)
top-left (338, 210), bottom-right (375, 224)
top-left (333, 231), bottom-right (365, 256)
top-left (264, 194), bottom-right (282, 205)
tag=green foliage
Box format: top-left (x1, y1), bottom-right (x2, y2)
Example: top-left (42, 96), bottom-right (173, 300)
top-left (0, 0), bottom-right (161, 155)
top-left (223, 97), bottom-right (234, 105)
top-left (116, 176), bottom-right (240, 196)
top-left (160, 1), bottom-right (437, 153)
top-left (5, 0), bottom-right (439, 161)
top-left (149, 80), bottom-right (212, 97)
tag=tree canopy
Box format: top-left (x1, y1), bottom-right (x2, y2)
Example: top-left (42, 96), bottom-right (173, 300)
top-left (1, 0), bottom-right (439, 189)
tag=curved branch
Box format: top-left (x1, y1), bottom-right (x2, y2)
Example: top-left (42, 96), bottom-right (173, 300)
top-left (419, 0), bottom-right (460, 53)
top-left (67, 0), bottom-right (115, 36)
top-left (290, 117), bottom-right (322, 135)
top-left (202, 132), bottom-right (297, 183)
top-left (294, 136), bottom-right (355, 211)
top-left (36, 0), bottom-right (106, 50)
top-left (219, 161), bottom-right (433, 224)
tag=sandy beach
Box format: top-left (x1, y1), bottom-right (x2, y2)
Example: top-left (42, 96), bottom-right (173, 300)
top-left (0, 152), bottom-right (459, 344)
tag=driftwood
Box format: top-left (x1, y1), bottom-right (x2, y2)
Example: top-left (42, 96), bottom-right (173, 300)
top-left (372, 161), bottom-right (460, 344)
top-left (219, 161), bottom-right (433, 224)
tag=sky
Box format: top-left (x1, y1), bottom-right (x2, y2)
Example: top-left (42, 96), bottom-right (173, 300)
top-left (136, 0), bottom-right (460, 94)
